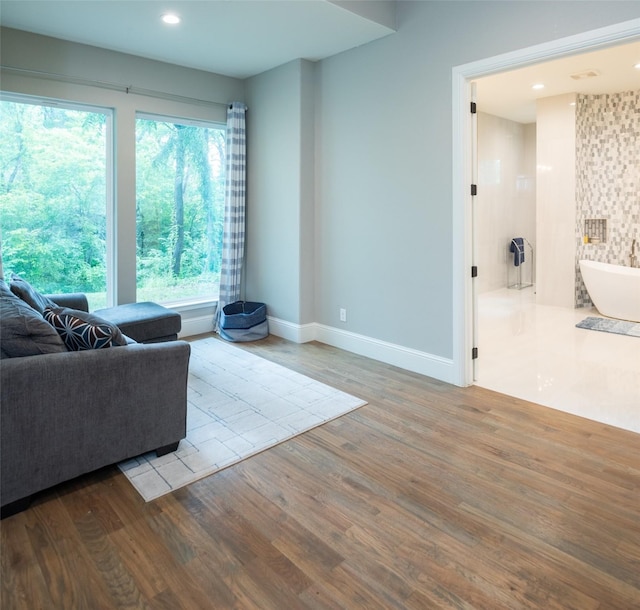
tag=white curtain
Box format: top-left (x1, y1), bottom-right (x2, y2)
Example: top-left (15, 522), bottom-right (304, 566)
top-left (215, 102), bottom-right (247, 332)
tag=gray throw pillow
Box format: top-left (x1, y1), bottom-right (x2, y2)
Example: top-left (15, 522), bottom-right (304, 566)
top-left (9, 273), bottom-right (57, 314)
top-left (0, 281), bottom-right (67, 358)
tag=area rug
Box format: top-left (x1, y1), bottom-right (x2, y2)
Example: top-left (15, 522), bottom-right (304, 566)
top-left (119, 337), bottom-right (367, 501)
top-left (576, 316), bottom-right (640, 338)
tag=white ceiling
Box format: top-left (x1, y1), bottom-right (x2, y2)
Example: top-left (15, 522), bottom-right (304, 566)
top-left (1, 1), bottom-right (638, 123)
top-left (477, 40), bottom-right (640, 123)
top-left (0, 0), bottom-right (397, 79)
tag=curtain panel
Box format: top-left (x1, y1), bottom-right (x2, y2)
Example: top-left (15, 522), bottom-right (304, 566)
top-left (215, 102), bottom-right (247, 331)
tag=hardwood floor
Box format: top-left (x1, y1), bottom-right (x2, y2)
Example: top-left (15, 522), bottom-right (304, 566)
top-left (2, 335), bottom-right (639, 609)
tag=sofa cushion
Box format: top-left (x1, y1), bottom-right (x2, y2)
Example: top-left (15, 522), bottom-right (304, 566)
top-left (9, 273), bottom-right (58, 314)
top-left (43, 307), bottom-right (129, 351)
top-left (0, 281), bottom-right (67, 358)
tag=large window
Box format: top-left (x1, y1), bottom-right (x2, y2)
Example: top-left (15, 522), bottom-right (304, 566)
top-left (0, 98), bottom-right (110, 309)
top-left (136, 115), bottom-right (225, 304)
top-left (1, 98), bottom-right (226, 310)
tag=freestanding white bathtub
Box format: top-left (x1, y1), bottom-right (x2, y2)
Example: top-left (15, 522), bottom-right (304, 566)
top-left (579, 259), bottom-right (640, 323)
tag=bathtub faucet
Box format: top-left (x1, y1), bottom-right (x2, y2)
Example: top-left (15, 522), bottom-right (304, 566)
top-left (631, 239), bottom-right (637, 268)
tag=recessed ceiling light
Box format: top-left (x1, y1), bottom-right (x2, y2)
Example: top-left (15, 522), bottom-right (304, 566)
top-left (532, 83), bottom-right (545, 90)
top-left (635, 62), bottom-right (640, 70)
top-left (162, 13), bottom-right (180, 25)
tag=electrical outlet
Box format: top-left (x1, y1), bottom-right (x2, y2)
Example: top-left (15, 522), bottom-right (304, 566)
top-left (339, 308), bottom-right (347, 322)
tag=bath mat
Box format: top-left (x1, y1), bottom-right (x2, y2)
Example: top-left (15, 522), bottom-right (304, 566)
top-left (119, 336), bottom-right (367, 501)
top-left (576, 317), bottom-right (640, 338)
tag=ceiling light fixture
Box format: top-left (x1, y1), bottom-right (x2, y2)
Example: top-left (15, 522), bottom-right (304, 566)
top-left (635, 62), bottom-right (640, 70)
top-left (532, 83), bottom-right (545, 90)
top-left (570, 69), bottom-right (600, 80)
top-left (162, 13), bottom-right (180, 25)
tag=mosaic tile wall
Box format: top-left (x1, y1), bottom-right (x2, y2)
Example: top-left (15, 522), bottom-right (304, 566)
top-left (575, 89), bottom-right (640, 307)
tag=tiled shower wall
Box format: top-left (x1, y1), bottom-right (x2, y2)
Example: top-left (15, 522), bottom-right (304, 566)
top-left (476, 113), bottom-right (536, 294)
top-left (575, 89), bottom-right (640, 307)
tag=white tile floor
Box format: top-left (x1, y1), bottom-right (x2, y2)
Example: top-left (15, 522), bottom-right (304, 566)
top-left (475, 287), bottom-right (640, 434)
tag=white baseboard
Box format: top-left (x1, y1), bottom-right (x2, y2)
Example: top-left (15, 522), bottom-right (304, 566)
top-left (266, 316), bottom-right (317, 343)
top-left (179, 314), bottom-right (215, 339)
top-left (180, 314), bottom-right (312, 343)
top-left (268, 316), bottom-right (456, 384)
top-left (181, 313), bottom-right (455, 384)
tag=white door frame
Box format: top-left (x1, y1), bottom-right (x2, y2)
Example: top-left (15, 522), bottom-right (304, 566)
top-left (451, 17), bottom-right (640, 387)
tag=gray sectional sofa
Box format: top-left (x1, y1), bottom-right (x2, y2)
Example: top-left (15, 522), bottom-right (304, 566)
top-left (0, 278), bottom-right (191, 517)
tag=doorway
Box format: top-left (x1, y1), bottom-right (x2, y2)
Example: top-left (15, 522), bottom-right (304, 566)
top-left (452, 17), bottom-right (640, 388)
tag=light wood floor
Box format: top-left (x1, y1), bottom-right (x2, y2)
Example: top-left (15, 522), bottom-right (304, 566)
top-left (2, 335), bottom-right (639, 609)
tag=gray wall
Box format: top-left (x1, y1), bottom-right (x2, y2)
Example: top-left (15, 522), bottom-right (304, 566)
top-left (3, 2), bottom-right (640, 376)
top-left (244, 59), bottom-right (316, 326)
top-left (245, 1), bottom-right (640, 362)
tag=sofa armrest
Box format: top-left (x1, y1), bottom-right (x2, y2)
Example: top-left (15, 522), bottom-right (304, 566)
top-left (47, 293), bottom-right (89, 312)
top-left (1, 340), bottom-right (191, 507)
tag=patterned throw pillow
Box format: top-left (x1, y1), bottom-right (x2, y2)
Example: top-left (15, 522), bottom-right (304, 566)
top-left (43, 307), bottom-right (125, 351)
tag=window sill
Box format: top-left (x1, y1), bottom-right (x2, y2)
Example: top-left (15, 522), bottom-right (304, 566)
top-left (161, 298), bottom-right (218, 312)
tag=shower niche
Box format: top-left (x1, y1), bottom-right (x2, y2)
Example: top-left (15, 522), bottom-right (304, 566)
top-left (584, 218), bottom-right (607, 244)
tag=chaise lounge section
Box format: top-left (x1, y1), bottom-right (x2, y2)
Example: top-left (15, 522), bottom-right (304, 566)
top-left (95, 301), bottom-right (182, 343)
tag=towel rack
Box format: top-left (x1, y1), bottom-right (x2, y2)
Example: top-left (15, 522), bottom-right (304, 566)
top-left (508, 238), bottom-right (534, 290)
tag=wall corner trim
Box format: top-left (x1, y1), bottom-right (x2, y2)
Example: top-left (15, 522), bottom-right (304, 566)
top-left (267, 317), bottom-right (317, 343)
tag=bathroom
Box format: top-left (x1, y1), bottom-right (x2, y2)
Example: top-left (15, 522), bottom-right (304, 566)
top-left (472, 42), bottom-right (640, 434)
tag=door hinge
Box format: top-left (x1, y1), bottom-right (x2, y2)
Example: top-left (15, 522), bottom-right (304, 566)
top-left (470, 101), bottom-right (477, 114)
top-left (472, 347), bottom-right (479, 360)
top-left (471, 184), bottom-right (477, 196)
top-left (471, 266), bottom-right (478, 278)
